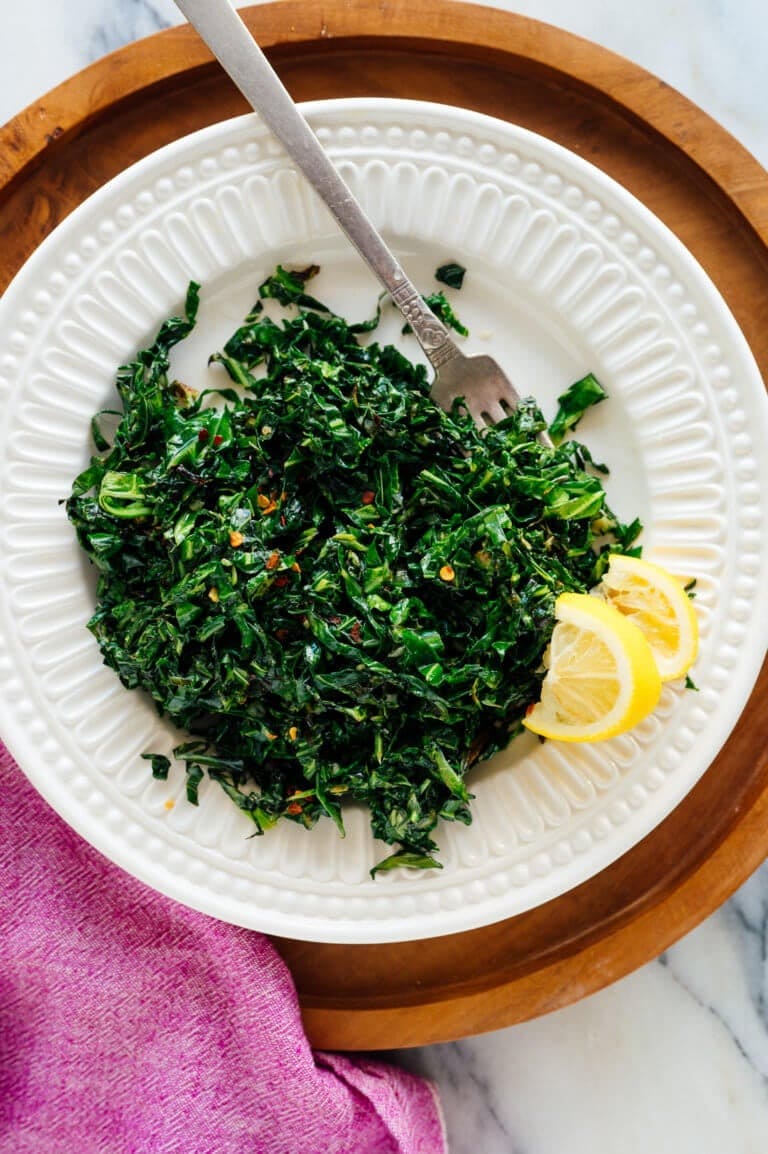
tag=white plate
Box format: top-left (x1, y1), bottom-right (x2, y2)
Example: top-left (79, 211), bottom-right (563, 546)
top-left (0, 100), bottom-right (766, 943)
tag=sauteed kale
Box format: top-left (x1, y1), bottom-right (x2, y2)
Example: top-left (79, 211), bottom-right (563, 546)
top-left (66, 265), bottom-right (638, 873)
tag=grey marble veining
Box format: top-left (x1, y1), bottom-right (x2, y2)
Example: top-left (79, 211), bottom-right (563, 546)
top-left (659, 866), bottom-right (768, 1081)
top-left (400, 946), bottom-right (768, 1153)
top-left (395, 875), bottom-right (768, 1153)
top-left (731, 863), bottom-right (768, 1028)
top-left (0, 0), bottom-right (183, 122)
top-left (1, 3), bottom-right (767, 1152)
top-left (85, 0), bottom-right (174, 61)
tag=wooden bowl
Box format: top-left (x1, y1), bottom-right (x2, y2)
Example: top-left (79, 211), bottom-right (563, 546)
top-left (1, 0), bottom-right (765, 1049)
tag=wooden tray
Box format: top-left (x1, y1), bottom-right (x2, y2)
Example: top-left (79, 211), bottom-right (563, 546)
top-left (2, 0), bottom-right (766, 1051)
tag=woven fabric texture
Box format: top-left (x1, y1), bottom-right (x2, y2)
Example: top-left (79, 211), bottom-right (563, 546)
top-left (0, 749), bottom-right (445, 1154)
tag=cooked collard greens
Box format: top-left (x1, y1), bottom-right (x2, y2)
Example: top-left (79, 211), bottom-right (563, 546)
top-left (66, 265), bottom-right (638, 873)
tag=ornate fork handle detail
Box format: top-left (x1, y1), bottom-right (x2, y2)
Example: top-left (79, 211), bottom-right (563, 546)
top-left (174, 0), bottom-right (537, 432)
top-left (389, 281), bottom-right (463, 368)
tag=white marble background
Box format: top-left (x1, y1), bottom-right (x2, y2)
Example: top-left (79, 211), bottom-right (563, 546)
top-left (1, 3), bottom-right (767, 1152)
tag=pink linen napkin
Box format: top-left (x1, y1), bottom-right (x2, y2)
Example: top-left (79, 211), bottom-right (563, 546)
top-left (0, 747), bottom-right (445, 1154)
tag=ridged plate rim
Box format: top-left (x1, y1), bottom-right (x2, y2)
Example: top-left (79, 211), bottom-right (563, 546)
top-left (0, 98), bottom-right (766, 943)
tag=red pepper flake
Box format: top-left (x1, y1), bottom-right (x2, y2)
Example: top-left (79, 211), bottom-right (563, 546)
top-left (329, 615), bottom-right (342, 626)
top-left (213, 434), bottom-right (223, 447)
top-left (286, 802), bottom-right (303, 815)
top-left (290, 561), bottom-right (301, 573)
top-left (274, 575), bottom-right (290, 588)
top-left (197, 428), bottom-right (209, 442)
top-left (525, 703), bottom-right (535, 716)
top-left (439, 564), bottom-right (456, 583)
top-left (349, 621), bottom-right (362, 643)
top-left (275, 628), bottom-right (289, 641)
top-left (257, 492), bottom-right (277, 516)
top-left (265, 551), bottom-right (281, 571)
top-left (228, 530), bottom-right (244, 548)
top-left (361, 490), bottom-right (376, 505)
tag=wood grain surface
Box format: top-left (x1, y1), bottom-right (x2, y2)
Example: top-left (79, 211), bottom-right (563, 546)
top-left (1, 0), bottom-right (766, 1051)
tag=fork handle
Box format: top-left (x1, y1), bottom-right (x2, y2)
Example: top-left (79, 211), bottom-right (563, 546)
top-left (175, 0), bottom-right (463, 372)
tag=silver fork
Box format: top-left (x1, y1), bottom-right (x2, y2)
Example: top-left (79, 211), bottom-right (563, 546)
top-left (175, 0), bottom-right (546, 436)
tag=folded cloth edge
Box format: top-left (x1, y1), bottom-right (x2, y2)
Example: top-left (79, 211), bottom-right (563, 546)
top-left (0, 746), bottom-right (446, 1154)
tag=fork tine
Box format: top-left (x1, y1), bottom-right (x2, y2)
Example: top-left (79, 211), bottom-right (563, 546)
top-left (430, 352), bottom-right (554, 446)
top-left (473, 399), bottom-right (508, 427)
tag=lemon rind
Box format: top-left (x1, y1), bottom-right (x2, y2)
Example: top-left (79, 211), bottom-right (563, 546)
top-left (522, 592), bottom-right (662, 743)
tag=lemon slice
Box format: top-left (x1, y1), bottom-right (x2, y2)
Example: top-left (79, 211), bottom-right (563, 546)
top-left (523, 592), bottom-right (662, 742)
top-left (596, 554), bottom-right (699, 681)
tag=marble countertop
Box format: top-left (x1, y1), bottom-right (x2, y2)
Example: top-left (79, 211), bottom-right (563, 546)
top-left (1, 2), bottom-right (767, 1152)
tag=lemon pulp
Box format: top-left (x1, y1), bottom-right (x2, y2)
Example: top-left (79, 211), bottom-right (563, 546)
top-left (523, 592), bottom-right (662, 742)
top-left (597, 554), bottom-right (699, 681)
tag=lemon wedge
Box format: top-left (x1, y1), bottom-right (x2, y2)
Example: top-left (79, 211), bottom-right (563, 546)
top-left (523, 592), bottom-right (662, 742)
top-left (596, 554), bottom-right (699, 681)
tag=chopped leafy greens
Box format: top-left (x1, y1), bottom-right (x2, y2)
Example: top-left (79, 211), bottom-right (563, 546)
top-left (66, 265), bottom-right (638, 874)
top-left (141, 753), bottom-right (171, 781)
top-left (401, 290), bottom-right (468, 338)
top-left (422, 291), bottom-right (469, 338)
top-left (435, 262), bottom-right (466, 290)
top-left (548, 372), bottom-right (607, 446)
